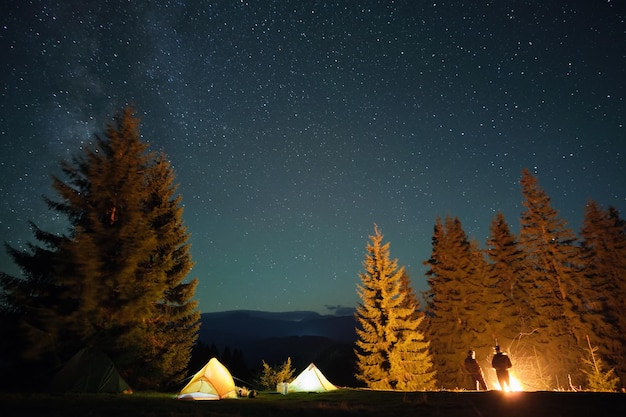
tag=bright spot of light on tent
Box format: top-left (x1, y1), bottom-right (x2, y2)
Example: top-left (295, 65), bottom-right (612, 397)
top-left (288, 363), bottom-right (337, 393)
top-left (298, 379), bottom-right (321, 392)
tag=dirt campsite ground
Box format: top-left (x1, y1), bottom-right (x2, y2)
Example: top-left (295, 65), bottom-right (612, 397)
top-left (1, 389), bottom-right (626, 417)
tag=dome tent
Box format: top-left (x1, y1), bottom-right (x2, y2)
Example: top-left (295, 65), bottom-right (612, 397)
top-left (177, 357), bottom-right (237, 400)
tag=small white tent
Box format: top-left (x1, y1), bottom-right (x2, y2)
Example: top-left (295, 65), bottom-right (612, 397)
top-left (177, 357), bottom-right (237, 400)
top-left (288, 363), bottom-right (337, 393)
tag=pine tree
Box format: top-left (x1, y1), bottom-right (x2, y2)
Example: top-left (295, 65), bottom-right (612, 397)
top-left (422, 216), bottom-right (488, 389)
top-left (582, 335), bottom-right (619, 392)
top-left (466, 237), bottom-right (492, 348)
top-left (0, 224), bottom-right (69, 389)
top-left (517, 168), bottom-right (585, 389)
top-left (48, 108), bottom-right (160, 363)
top-left (395, 268), bottom-right (436, 390)
top-left (0, 108), bottom-right (200, 390)
top-left (579, 200), bottom-right (626, 389)
top-left (355, 225), bottom-right (435, 390)
top-left (485, 212), bottom-right (543, 390)
top-left (484, 213), bottom-right (527, 344)
top-left (486, 212), bottom-right (525, 313)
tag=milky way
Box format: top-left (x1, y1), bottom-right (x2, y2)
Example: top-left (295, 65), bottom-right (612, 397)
top-left (1, 1), bottom-right (624, 314)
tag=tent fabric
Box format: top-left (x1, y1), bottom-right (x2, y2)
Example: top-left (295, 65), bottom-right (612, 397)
top-left (177, 357), bottom-right (237, 400)
top-left (49, 347), bottom-right (132, 393)
top-left (288, 363), bottom-right (337, 393)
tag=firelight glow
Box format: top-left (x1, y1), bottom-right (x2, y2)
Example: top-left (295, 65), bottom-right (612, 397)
top-left (496, 374), bottom-right (523, 392)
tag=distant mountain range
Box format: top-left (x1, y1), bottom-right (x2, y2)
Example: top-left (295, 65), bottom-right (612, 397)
top-left (199, 310), bottom-right (357, 345)
top-left (198, 310), bottom-right (359, 386)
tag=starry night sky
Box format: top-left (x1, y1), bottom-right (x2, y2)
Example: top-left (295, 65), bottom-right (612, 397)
top-left (1, 1), bottom-right (624, 315)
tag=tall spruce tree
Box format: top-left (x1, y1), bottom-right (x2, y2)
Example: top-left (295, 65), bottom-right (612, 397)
top-left (422, 215), bottom-right (487, 389)
top-left (485, 213), bottom-right (527, 343)
top-left (517, 168), bottom-right (585, 389)
top-left (485, 212), bottom-right (539, 389)
top-left (50, 108), bottom-right (160, 363)
top-left (486, 212), bottom-right (525, 313)
top-left (579, 200), bottom-right (626, 389)
top-left (355, 225), bottom-right (435, 390)
top-left (0, 108), bottom-right (199, 390)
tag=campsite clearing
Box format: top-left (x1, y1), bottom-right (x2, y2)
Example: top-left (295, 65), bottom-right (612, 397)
top-left (1, 389), bottom-right (625, 417)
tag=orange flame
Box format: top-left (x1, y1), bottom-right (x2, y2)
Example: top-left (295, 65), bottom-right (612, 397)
top-left (496, 374), bottom-right (523, 392)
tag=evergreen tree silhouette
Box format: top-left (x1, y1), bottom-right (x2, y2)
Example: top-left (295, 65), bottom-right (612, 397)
top-left (579, 200), bottom-right (626, 387)
top-left (423, 215), bottom-right (486, 389)
top-left (517, 168), bottom-right (585, 389)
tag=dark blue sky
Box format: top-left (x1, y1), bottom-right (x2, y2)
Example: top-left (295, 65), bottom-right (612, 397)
top-left (1, 1), bottom-right (624, 314)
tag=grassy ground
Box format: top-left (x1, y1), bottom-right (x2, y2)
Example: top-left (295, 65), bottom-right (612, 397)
top-left (1, 389), bottom-right (625, 417)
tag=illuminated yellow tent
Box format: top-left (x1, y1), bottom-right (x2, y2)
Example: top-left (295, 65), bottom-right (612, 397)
top-left (176, 357), bottom-right (237, 400)
top-left (288, 363), bottom-right (337, 393)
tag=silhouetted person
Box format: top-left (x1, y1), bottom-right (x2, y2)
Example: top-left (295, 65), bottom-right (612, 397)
top-left (464, 350), bottom-right (487, 390)
top-left (491, 345), bottom-right (512, 390)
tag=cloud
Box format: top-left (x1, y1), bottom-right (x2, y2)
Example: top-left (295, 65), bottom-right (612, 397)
top-left (325, 304), bottom-right (355, 316)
